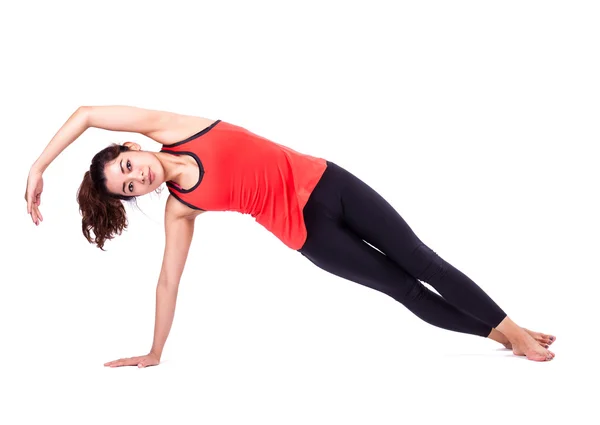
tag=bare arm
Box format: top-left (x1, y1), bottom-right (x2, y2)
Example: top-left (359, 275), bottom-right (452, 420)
top-left (149, 195), bottom-right (205, 359)
top-left (26, 107), bottom-right (89, 223)
top-left (31, 105), bottom-right (207, 172)
top-left (32, 107), bottom-right (89, 173)
top-left (103, 196), bottom-right (204, 368)
top-left (30, 105), bottom-right (161, 172)
top-left (25, 105), bottom-right (211, 225)
top-left (26, 105), bottom-right (187, 222)
top-left (83, 105), bottom-right (215, 145)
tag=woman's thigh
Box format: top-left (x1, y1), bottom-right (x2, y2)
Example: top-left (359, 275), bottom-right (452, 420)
top-left (299, 199), bottom-right (422, 303)
top-left (322, 162), bottom-right (446, 280)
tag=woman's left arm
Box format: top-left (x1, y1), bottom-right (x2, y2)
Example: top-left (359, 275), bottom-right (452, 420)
top-left (83, 105), bottom-right (212, 145)
top-left (26, 107), bottom-right (89, 224)
top-left (31, 105), bottom-right (166, 172)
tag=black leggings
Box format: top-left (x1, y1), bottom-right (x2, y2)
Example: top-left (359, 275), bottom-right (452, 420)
top-left (297, 161), bottom-right (507, 337)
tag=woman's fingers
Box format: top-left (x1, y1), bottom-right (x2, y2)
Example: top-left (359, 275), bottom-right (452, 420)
top-left (104, 358), bottom-right (125, 367)
top-left (30, 204), bottom-right (37, 224)
top-left (117, 357), bottom-right (137, 366)
top-left (29, 194), bottom-right (43, 224)
top-left (34, 204), bottom-right (43, 222)
top-left (30, 204), bottom-right (42, 225)
top-left (26, 180), bottom-right (35, 214)
top-left (104, 356), bottom-right (142, 367)
top-left (26, 190), bottom-right (37, 217)
top-left (25, 170), bottom-right (43, 216)
top-left (104, 354), bottom-right (158, 368)
top-left (27, 190), bottom-right (32, 214)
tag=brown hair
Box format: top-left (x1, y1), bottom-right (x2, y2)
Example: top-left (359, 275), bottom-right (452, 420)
top-left (76, 144), bottom-right (135, 250)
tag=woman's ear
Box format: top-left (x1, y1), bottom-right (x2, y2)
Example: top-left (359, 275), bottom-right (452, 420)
top-left (123, 141), bottom-right (141, 151)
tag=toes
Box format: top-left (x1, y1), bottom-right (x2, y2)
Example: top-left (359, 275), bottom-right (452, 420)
top-left (529, 353), bottom-right (548, 362)
top-left (540, 334), bottom-right (556, 345)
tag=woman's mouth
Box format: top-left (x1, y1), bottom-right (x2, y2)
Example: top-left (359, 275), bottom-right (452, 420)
top-left (149, 169), bottom-right (153, 185)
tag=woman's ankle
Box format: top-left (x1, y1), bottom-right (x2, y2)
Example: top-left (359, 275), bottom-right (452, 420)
top-left (495, 316), bottom-right (527, 342)
top-left (487, 327), bottom-right (510, 345)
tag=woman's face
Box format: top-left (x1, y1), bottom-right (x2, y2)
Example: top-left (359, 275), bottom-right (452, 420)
top-left (104, 143), bottom-right (164, 197)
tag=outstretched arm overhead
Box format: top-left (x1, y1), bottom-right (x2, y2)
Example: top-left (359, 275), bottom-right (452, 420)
top-left (31, 105), bottom-right (186, 174)
top-left (24, 105), bottom-right (168, 224)
top-left (25, 107), bottom-right (89, 225)
top-left (25, 105), bottom-right (211, 226)
top-left (83, 105), bottom-right (216, 145)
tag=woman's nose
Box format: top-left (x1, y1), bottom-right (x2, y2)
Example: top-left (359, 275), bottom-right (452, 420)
top-left (138, 169), bottom-right (145, 183)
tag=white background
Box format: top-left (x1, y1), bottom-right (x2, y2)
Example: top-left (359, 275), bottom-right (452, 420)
top-left (1, 0), bottom-right (598, 424)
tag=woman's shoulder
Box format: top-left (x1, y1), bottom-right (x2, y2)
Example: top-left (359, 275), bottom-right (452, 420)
top-left (149, 115), bottom-right (220, 146)
top-left (165, 193), bottom-right (206, 220)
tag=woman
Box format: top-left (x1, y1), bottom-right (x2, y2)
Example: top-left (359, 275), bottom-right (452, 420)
top-left (25, 105), bottom-right (556, 367)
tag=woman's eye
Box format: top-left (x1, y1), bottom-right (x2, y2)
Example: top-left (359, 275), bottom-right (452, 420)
top-left (127, 160), bottom-right (132, 171)
top-left (129, 182), bottom-right (134, 192)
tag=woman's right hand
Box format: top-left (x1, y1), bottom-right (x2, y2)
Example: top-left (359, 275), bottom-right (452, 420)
top-left (104, 352), bottom-right (161, 368)
top-left (25, 167), bottom-right (44, 225)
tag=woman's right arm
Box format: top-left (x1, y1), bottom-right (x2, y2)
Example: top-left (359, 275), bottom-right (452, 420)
top-left (149, 196), bottom-right (205, 360)
top-left (104, 196), bottom-right (203, 367)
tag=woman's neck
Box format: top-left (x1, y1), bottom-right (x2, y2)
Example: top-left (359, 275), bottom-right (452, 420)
top-left (155, 151), bottom-right (191, 184)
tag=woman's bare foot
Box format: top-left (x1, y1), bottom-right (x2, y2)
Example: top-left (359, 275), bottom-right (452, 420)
top-left (495, 316), bottom-right (555, 362)
top-left (522, 328), bottom-right (556, 348)
top-left (497, 328), bottom-right (556, 350)
top-left (488, 328), bottom-right (556, 350)
top-left (511, 333), bottom-right (555, 361)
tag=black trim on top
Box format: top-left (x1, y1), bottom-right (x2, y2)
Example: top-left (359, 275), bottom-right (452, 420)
top-left (167, 189), bottom-right (205, 211)
top-left (165, 119), bottom-right (222, 148)
top-left (163, 151), bottom-right (204, 194)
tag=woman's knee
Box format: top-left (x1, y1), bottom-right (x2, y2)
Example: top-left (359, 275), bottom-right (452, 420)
top-left (387, 277), bottom-right (428, 304)
top-left (398, 243), bottom-right (449, 282)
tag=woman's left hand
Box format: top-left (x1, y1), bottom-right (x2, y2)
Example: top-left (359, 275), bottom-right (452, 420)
top-left (104, 353), bottom-right (160, 368)
top-left (25, 167), bottom-right (44, 225)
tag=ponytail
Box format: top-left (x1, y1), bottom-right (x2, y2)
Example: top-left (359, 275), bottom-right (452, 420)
top-left (76, 144), bottom-right (134, 250)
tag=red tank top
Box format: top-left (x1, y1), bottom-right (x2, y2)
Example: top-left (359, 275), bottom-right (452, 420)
top-left (160, 120), bottom-right (327, 250)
